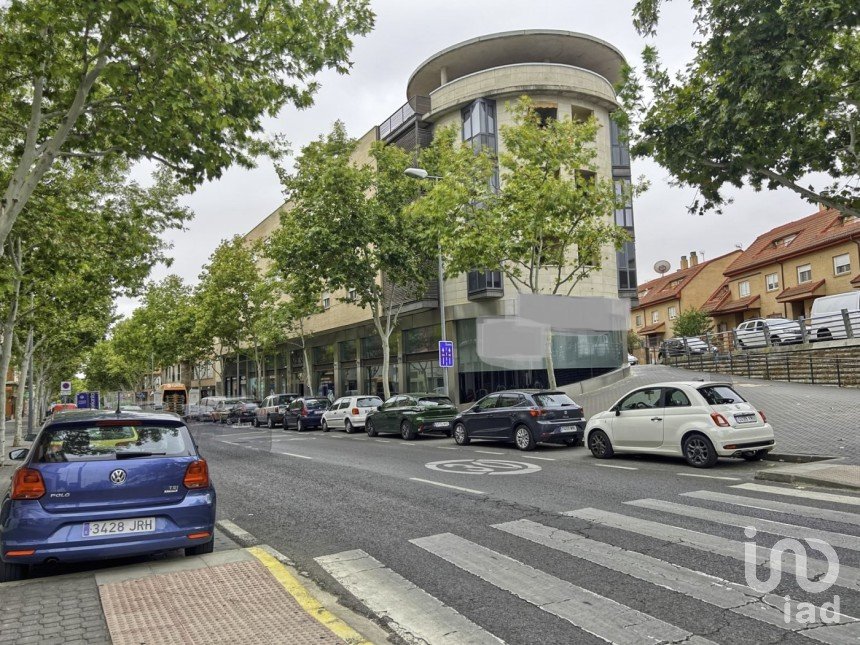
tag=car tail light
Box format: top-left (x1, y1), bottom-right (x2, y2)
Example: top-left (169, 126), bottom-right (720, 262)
top-left (351, 407), bottom-right (359, 415)
top-left (759, 410), bottom-right (767, 423)
top-left (187, 531), bottom-right (211, 540)
top-left (183, 459), bottom-right (210, 489)
top-left (710, 412), bottom-right (731, 427)
top-left (529, 407), bottom-right (546, 417)
top-left (11, 468), bottom-right (46, 500)
top-left (4, 549), bottom-right (35, 557)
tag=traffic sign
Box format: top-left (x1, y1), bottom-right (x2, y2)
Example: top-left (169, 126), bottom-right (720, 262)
top-left (60, 381), bottom-right (72, 394)
top-left (438, 340), bottom-right (454, 368)
top-left (76, 392), bottom-right (89, 408)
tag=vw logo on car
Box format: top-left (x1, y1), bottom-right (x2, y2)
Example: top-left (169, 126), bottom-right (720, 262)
top-left (109, 469), bottom-right (127, 485)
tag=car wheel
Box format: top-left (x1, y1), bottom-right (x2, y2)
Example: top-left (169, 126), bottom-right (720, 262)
top-left (185, 539), bottom-right (215, 557)
top-left (322, 420), bottom-right (329, 433)
top-left (742, 449), bottom-right (769, 462)
top-left (344, 419), bottom-right (354, 434)
top-left (564, 437), bottom-right (584, 447)
top-left (0, 561), bottom-right (28, 583)
top-left (400, 420), bottom-right (416, 441)
top-left (588, 430), bottom-right (614, 459)
top-left (683, 433), bottom-right (719, 468)
top-left (268, 416), bottom-right (274, 430)
top-left (366, 419), bottom-right (378, 437)
top-left (296, 419), bottom-right (304, 433)
top-left (770, 335), bottom-right (781, 345)
top-left (514, 425), bottom-right (536, 451)
top-left (453, 423), bottom-right (470, 445)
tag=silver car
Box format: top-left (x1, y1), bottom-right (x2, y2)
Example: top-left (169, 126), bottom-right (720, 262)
top-left (321, 395), bottom-right (383, 433)
top-left (735, 318), bottom-right (802, 348)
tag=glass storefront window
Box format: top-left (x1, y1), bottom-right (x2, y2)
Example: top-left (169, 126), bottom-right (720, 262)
top-left (364, 364), bottom-right (398, 398)
top-left (290, 349), bottom-right (304, 368)
top-left (315, 369), bottom-right (335, 399)
top-left (404, 325), bottom-right (441, 354)
top-left (339, 340), bottom-right (357, 362)
top-left (406, 361), bottom-right (445, 394)
top-left (361, 334), bottom-right (399, 360)
top-left (340, 366), bottom-right (358, 396)
top-left (313, 345), bottom-right (334, 365)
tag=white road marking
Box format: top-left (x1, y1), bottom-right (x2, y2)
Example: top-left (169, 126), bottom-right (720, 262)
top-left (473, 450), bottom-right (505, 455)
top-left (495, 519), bottom-right (860, 641)
top-left (732, 483), bottom-right (860, 506)
top-left (682, 490), bottom-right (860, 526)
top-left (315, 549), bottom-right (503, 645)
top-left (221, 432), bottom-right (270, 439)
top-left (627, 498), bottom-right (860, 551)
top-left (374, 439), bottom-right (392, 443)
top-left (411, 533), bottom-right (716, 645)
top-left (594, 464), bottom-right (638, 470)
top-left (276, 452), bottom-right (313, 460)
top-left (563, 508), bottom-right (860, 592)
top-left (519, 455), bottom-right (556, 461)
top-left (437, 446), bottom-right (459, 450)
top-left (676, 472), bottom-right (741, 481)
top-left (408, 478), bottom-right (485, 495)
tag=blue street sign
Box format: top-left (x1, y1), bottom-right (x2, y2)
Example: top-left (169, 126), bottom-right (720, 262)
top-left (438, 340), bottom-right (454, 368)
top-left (90, 391), bottom-right (100, 409)
top-left (76, 393), bottom-right (89, 409)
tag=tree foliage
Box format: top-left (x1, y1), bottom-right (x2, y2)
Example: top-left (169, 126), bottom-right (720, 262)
top-left (619, 0), bottom-right (860, 217)
top-left (0, 0), bottom-right (375, 253)
top-left (672, 308), bottom-right (713, 338)
top-left (269, 122), bottom-right (433, 399)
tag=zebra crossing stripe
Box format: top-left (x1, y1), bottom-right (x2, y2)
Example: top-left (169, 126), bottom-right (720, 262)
top-left (682, 490), bottom-right (860, 527)
top-left (626, 499), bottom-right (860, 552)
top-left (410, 532), bottom-right (717, 645)
top-left (315, 549), bottom-right (503, 645)
top-left (731, 483), bottom-right (860, 507)
top-left (563, 508), bottom-right (860, 592)
top-left (494, 519), bottom-right (860, 644)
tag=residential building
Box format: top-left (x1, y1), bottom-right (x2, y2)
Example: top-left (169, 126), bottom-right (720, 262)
top-left (228, 30), bottom-right (636, 403)
top-left (704, 207), bottom-right (860, 332)
top-left (631, 250), bottom-right (743, 347)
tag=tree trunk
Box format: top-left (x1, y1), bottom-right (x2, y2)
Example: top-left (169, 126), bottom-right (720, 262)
top-left (380, 334), bottom-right (391, 400)
top-left (302, 346), bottom-right (313, 396)
top-left (0, 267), bottom-right (21, 465)
top-left (544, 327), bottom-right (557, 390)
top-left (13, 328), bottom-right (33, 446)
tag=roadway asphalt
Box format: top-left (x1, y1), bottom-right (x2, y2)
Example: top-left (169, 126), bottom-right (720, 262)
top-left (190, 419), bottom-right (860, 645)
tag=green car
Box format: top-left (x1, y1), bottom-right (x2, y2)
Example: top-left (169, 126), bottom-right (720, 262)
top-left (365, 393), bottom-right (458, 440)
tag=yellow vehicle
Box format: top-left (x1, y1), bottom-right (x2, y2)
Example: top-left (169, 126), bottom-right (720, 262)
top-left (161, 383), bottom-right (188, 414)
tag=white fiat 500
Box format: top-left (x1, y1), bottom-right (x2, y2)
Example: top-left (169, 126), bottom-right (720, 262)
top-left (584, 382), bottom-right (774, 468)
top-left (321, 395), bottom-right (383, 433)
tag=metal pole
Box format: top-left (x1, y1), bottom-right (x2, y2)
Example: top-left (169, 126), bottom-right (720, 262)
top-left (26, 334), bottom-right (34, 438)
top-left (438, 245), bottom-right (449, 396)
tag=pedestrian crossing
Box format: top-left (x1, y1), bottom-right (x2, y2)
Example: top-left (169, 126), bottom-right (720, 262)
top-left (315, 483), bottom-right (860, 645)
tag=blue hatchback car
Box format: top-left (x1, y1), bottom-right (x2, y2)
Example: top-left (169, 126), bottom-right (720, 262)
top-left (0, 409), bottom-right (215, 582)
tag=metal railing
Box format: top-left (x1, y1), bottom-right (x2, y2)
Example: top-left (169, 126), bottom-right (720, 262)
top-left (656, 308), bottom-right (860, 388)
top-left (379, 96), bottom-right (431, 138)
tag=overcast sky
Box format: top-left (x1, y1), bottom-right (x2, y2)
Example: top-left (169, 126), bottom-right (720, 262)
top-left (119, 0), bottom-right (815, 317)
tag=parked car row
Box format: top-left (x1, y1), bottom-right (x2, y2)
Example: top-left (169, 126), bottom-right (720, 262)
top-left (200, 382), bottom-right (773, 469)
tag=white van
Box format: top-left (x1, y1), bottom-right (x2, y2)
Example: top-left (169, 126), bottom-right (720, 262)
top-left (809, 291), bottom-right (860, 341)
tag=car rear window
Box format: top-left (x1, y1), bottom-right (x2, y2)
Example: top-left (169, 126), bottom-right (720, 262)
top-left (356, 397), bottom-right (382, 408)
top-left (32, 424), bottom-right (194, 462)
top-left (533, 393), bottom-right (579, 408)
top-left (304, 398), bottom-right (329, 409)
top-left (417, 397), bottom-right (454, 407)
top-left (698, 386), bottom-right (746, 405)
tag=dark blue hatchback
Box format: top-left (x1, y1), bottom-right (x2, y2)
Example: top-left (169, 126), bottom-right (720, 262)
top-left (0, 410), bottom-right (215, 582)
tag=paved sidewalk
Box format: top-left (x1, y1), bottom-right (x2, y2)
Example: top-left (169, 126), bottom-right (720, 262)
top-left (756, 460), bottom-right (860, 490)
top-left (576, 364), bottom-right (860, 463)
top-left (0, 543), bottom-right (383, 645)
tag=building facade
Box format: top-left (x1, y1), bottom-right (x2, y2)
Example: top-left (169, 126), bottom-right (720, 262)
top-left (703, 207), bottom-right (860, 331)
top-left (631, 250), bottom-right (742, 346)
top-left (228, 30), bottom-right (635, 404)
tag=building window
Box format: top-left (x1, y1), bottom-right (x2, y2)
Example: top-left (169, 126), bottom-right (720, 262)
top-left (578, 243), bottom-right (600, 268)
top-left (834, 253), bottom-right (851, 275)
top-left (739, 281), bottom-right (750, 297)
top-left (765, 273), bottom-right (779, 292)
top-left (461, 98), bottom-right (498, 190)
top-left (571, 105), bottom-right (593, 122)
top-left (610, 120), bottom-right (631, 167)
top-left (534, 106), bottom-right (557, 127)
top-left (635, 314), bottom-right (643, 326)
top-left (773, 234), bottom-right (797, 248)
top-left (651, 311), bottom-right (659, 324)
top-left (668, 306), bottom-right (678, 320)
top-left (616, 241), bottom-right (637, 290)
top-left (797, 264), bottom-right (812, 283)
top-left (614, 180), bottom-right (634, 227)
top-left (322, 294), bottom-right (331, 309)
top-left (347, 288), bottom-right (357, 301)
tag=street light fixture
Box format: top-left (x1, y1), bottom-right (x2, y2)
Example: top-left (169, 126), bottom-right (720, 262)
top-left (404, 167), bottom-right (448, 397)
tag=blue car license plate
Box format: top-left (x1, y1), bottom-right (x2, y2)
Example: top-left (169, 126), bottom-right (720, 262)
top-left (83, 517), bottom-right (156, 537)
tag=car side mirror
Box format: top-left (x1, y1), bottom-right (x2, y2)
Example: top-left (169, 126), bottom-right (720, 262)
top-left (9, 448), bottom-right (28, 460)
top-left (614, 408), bottom-right (621, 416)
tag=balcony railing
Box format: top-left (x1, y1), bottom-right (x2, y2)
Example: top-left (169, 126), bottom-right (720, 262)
top-left (379, 96), bottom-right (431, 139)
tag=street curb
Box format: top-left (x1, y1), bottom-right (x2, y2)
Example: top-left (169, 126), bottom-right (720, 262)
top-left (755, 470), bottom-right (860, 491)
top-left (216, 519), bottom-right (260, 547)
top-left (764, 453), bottom-right (838, 464)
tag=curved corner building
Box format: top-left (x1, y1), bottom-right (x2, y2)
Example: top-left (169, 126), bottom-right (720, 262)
top-left (232, 30), bottom-right (638, 404)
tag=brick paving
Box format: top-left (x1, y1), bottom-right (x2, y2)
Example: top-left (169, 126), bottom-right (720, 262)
top-left (575, 364), bottom-right (860, 463)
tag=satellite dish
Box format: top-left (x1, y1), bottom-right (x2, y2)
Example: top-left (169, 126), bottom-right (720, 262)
top-left (653, 260), bottom-right (671, 276)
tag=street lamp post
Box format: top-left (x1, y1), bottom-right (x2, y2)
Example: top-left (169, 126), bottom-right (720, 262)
top-left (404, 167), bottom-right (449, 397)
